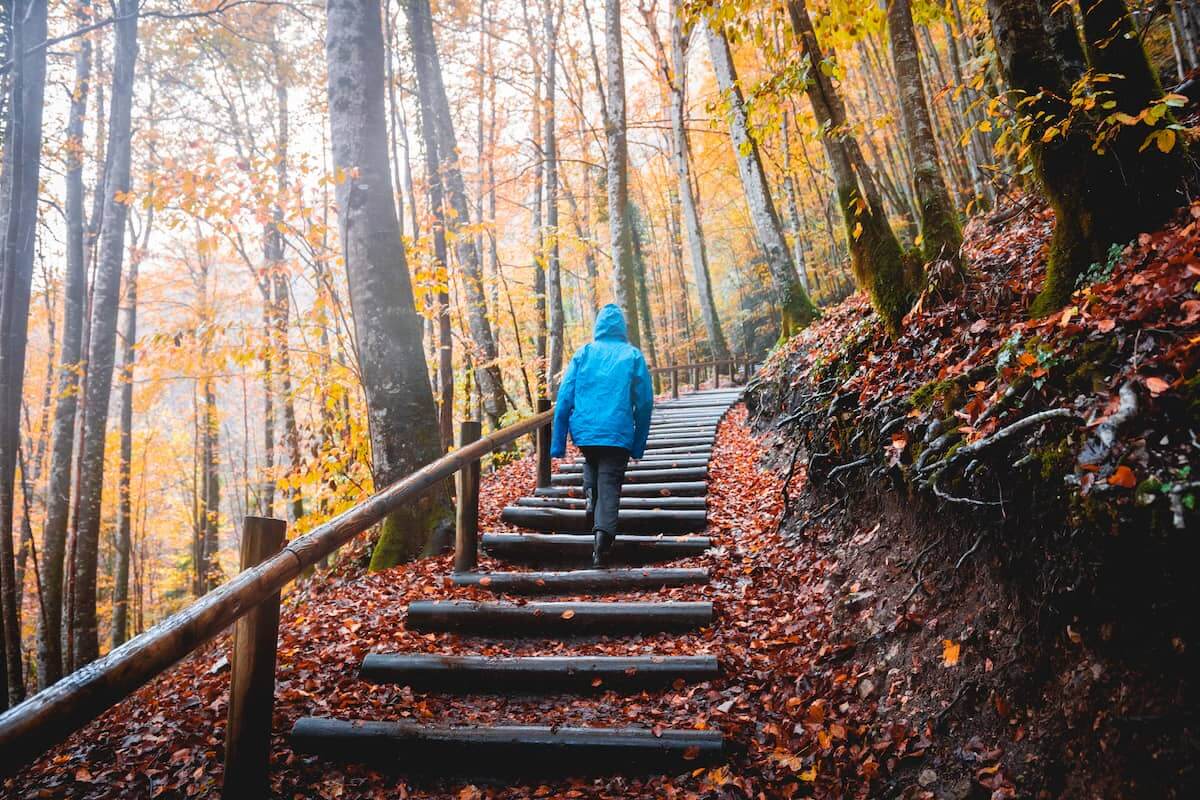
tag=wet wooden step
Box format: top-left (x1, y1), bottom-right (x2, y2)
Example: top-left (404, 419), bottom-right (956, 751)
top-left (500, 505), bottom-right (706, 534)
top-left (513, 496), bottom-right (706, 511)
top-left (290, 717), bottom-right (725, 775)
top-left (404, 600), bottom-right (713, 635)
top-left (533, 481), bottom-right (707, 498)
top-left (550, 467), bottom-right (707, 486)
top-left (558, 457), bottom-right (709, 473)
top-left (642, 438), bottom-right (713, 450)
top-left (358, 653), bottom-right (719, 691)
top-left (480, 533), bottom-right (711, 565)
top-left (451, 567), bottom-right (709, 594)
top-left (633, 445), bottom-right (712, 457)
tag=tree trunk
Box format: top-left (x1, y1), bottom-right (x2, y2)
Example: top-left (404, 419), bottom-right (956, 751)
top-left (38, 0), bottom-right (89, 689)
top-left (201, 377), bottom-right (220, 592)
top-left (269, 41), bottom-right (304, 524)
top-left (111, 253), bottom-right (138, 646)
top-left (408, 0), bottom-right (507, 429)
top-left (780, 111), bottom-right (811, 293)
top-left (0, 0), bottom-right (49, 705)
top-left (544, 0), bottom-right (565, 391)
top-left (785, 0), bottom-right (911, 334)
top-left (705, 20), bottom-right (818, 339)
top-left (70, 0), bottom-right (138, 668)
top-left (887, 0), bottom-right (962, 268)
top-left (663, 7), bottom-right (729, 360)
top-left (604, 0), bottom-right (642, 347)
top-left (406, 0), bottom-right (453, 449)
top-left (629, 208), bottom-right (659, 370)
top-left (326, 0), bottom-right (451, 569)
top-left (986, 0), bottom-right (1188, 314)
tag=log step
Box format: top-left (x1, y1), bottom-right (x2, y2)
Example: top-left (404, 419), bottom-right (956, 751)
top-left (513, 496), bottom-right (706, 511)
top-left (634, 445), bottom-right (712, 456)
top-left (480, 533), bottom-right (711, 565)
top-left (533, 481), bottom-right (707, 498)
top-left (358, 653), bottom-right (719, 691)
top-left (643, 438), bottom-right (712, 450)
top-left (500, 505), bottom-right (706, 534)
top-left (290, 717), bottom-right (725, 775)
top-left (404, 600), bottom-right (713, 635)
top-left (451, 567), bottom-right (709, 594)
top-left (557, 457), bottom-right (708, 473)
top-left (550, 467), bottom-right (707, 486)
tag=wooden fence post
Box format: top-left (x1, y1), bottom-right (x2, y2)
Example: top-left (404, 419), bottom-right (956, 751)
top-left (714, 360), bottom-right (720, 388)
top-left (691, 365), bottom-right (699, 391)
top-left (536, 397), bottom-right (552, 488)
top-left (223, 516), bottom-right (287, 800)
top-left (671, 367), bottom-right (679, 399)
top-left (454, 420), bottom-right (482, 572)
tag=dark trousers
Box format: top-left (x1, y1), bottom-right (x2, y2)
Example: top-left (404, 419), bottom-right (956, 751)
top-left (580, 446), bottom-right (629, 536)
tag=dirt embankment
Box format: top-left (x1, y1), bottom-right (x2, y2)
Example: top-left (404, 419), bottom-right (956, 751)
top-left (747, 197), bottom-right (1200, 798)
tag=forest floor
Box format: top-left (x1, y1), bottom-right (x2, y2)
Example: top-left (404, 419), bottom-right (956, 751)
top-left (5, 197), bottom-right (1200, 799)
top-left (6, 405), bottom-right (857, 800)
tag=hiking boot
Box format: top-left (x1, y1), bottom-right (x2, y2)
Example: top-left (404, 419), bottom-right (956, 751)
top-left (592, 530), bottom-right (614, 568)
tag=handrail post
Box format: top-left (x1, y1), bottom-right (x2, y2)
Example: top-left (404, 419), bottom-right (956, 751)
top-left (223, 516), bottom-right (287, 800)
top-left (671, 366), bottom-right (679, 399)
top-left (454, 420), bottom-right (482, 572)
top-left (535, 397), bottom-right (552, 488)
top-left (714, 359), bottom-right (721, 388)
top-left (691, 364), bottom-right (698, 392)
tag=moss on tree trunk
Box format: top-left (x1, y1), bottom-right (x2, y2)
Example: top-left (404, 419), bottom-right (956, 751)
top-left (369, 493), bottom-right (453, 571)
top-left (837, 186), bottom-right (913, 335)
top-left (988, 0), bottom-right (1190, 315)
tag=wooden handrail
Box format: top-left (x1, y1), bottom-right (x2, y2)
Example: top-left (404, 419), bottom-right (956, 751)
top-left (647, 357), bottom-right (754, 375)
top-left (0, 408), bottom-right (553, 774)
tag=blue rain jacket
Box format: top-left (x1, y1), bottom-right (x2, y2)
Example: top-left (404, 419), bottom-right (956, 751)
top-left (551, 304), bottom-right (653, 459)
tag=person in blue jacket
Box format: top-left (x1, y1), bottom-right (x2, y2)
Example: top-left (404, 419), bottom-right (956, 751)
top-left (550, 303), bottom-right (653, 566)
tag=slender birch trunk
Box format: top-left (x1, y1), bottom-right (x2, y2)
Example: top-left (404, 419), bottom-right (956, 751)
top-left (705, 20), bottom-right (817, 339)
top-left (70, 0), bottom-right (138, 669)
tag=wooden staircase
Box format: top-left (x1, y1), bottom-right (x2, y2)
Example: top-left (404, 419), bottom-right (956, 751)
top-left (290, 387), bottom-right (743, 776)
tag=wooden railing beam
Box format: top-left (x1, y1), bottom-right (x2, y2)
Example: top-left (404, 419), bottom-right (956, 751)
top-left (454, 421), bottom-right (482, 572)
top-left (223, 516), bottom-right (287, 800)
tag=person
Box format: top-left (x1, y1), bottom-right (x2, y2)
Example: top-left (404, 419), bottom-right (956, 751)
top-left (550, 303), bottom-right (653, 567)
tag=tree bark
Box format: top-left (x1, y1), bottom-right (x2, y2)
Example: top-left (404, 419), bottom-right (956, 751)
top-left (604, 0), bottom-right (642, 347)
top-left (660, 6), bottom-right (729, 360)
top-left (269, 38), bottom-right (304, 524)
top-left (408, 0), bottom-right (507, 429)
top-left (71, 0), bottom-right (138, 668)
top-left (111, 247), bottom-right (139, 646)
top-left (986, 0), bottom-right (1188, 314)
top-left (0, 0), bottom-right (49, 705)
top-left (544, 0), bottom-right (565, 391)
top-left (405, 0), bottom-right (453, 449)
top-left (785, 0), bottom-right (911, 334)
top-left (887, 0), bottom-right (962, 267)
top-left (705, 20), bottom-right (818, 339)
top-left (38, 0), bottom-right (90, 689)
top-left (326, 0), bottom-right (450, 569)
top-left (629, 208), bottom-right (660, 370)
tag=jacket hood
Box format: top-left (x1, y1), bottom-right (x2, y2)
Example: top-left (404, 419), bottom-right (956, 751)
top-left (593, 303), bottom-right (628, 341)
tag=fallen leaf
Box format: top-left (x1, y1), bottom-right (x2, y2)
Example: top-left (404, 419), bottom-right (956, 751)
top-left (1108, 465), bottom-right (1136, 488)
top-left (1145, 376), bottom-right (1170, 395)
top-left (942, 639), bottom-right (961, 667)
